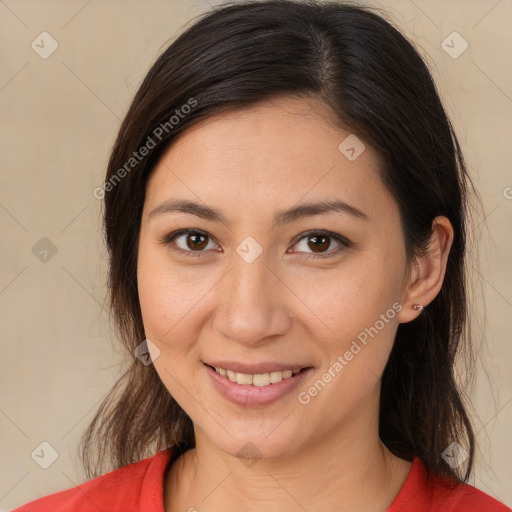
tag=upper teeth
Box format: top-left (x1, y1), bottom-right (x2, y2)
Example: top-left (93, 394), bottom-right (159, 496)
top-left (214, 367), bottom-right (301, 386)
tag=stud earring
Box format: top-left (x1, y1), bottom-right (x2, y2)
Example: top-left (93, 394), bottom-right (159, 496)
top-left (412, 304), bottom-right (423, 311)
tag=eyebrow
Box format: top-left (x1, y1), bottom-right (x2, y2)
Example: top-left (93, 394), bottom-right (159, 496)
top-left (148, 198), bottom-right (368, 226)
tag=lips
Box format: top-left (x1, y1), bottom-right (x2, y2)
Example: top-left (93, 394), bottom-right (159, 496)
top-left (206, 363), bottom-right (304, 386)
top-left (204, 361), bottom-right (311, 375)
top-left (204, 362), bottom-right (314, 407)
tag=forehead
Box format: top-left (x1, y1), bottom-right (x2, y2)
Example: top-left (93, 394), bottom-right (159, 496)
top-left (159, 96), bottom-right (357, 169)
top-left (143, 96), bottom-right (393, 224)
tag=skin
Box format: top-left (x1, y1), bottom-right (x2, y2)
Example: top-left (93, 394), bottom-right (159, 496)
top-left (137, 96), bottom-right (454, 512)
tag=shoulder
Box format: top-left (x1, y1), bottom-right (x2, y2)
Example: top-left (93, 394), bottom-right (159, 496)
top-left (454, 484), bottom-right (511, 511)
top-left (449, 481), bottom-right (511, 512)
top-left (389, 456), bottom-right (510, 512)
top-left (11, 449), bottom-right (172, 512)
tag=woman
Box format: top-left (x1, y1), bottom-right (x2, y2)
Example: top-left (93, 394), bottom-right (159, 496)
top-left (14, 0), bottom-right (509, 510)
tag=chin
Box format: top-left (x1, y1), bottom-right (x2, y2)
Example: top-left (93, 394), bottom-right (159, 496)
top-left (202, 422), bottom-right (307, 463)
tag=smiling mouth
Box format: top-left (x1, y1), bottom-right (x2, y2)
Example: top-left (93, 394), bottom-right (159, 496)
top-left (205, 363), bottom-right (311, 387)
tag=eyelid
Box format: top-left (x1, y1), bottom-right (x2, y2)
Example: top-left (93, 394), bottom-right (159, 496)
top-left (160, 228), bottom-right (350, 259)
top-left (290, 231), bottom-right (350, 259)
top-left (288, 229), bottom-right (350, 251)
top-left (159, 228), bottom-right (220, 256)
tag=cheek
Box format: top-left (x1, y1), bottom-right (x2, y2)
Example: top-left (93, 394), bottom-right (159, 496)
top-left (294, 253), bottom-right (403, 392)
top-left (137, 238), bottom-right (203, 352)
top-left (297, 276), bottom-right (400, 420)
top-left (137, 246), bottom-right (209, 412)
top-left (295, 258), bottom-right (401, 341)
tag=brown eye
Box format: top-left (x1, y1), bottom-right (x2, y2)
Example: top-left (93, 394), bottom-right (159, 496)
top-left (163, 229), bottom-right (218, 256)
top-left (291, 230), bottom-right (349, 259)
top-left (162, 228), bottom-right (349, 260)
top-left (185, 232), bottom-right (208, 251)
top-left (307, 234), bottom-right (331, 253)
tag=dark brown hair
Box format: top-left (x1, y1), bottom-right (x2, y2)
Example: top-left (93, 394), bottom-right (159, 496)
top-left (80, 0), bottom-right (476, 483)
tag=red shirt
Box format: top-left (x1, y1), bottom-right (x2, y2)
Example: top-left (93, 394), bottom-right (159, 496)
top-left (12, 449), bottom-right (509, 511)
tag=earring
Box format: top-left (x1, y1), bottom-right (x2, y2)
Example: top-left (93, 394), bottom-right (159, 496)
top-left (412, 304), bottom-right (424, 311)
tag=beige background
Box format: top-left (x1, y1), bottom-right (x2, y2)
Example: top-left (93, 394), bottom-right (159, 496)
top-left (1, 0), bottom-right (511, 509)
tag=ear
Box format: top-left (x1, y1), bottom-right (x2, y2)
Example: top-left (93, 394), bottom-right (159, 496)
top-left (397, 216), bottom-right (454, 324)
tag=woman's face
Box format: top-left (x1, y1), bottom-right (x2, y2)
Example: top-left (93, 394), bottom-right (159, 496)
top-left (137, 96), bottom-right (413, 460)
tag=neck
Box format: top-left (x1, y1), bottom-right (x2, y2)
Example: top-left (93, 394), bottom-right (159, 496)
top-left (165, 396), bottom-right (411, 511)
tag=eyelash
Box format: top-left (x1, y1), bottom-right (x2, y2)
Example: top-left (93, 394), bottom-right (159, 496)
top-left (159, 228), bottom-right (350, 260)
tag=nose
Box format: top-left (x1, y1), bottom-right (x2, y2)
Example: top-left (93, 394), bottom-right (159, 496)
top-left (212, 248), bottom-right (294, 347)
